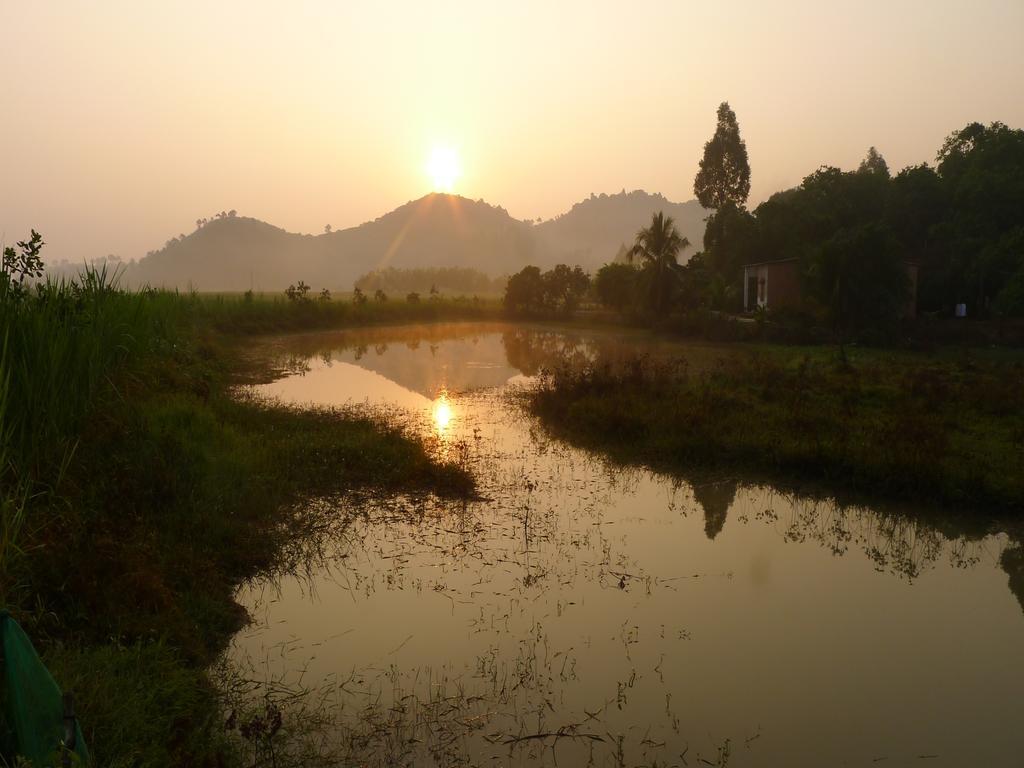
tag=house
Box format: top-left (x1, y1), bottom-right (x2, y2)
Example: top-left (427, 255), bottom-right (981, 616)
top-left (742, 258), bottom-right (919, 317)
top-left (743, 258), bottom-right (801, 313)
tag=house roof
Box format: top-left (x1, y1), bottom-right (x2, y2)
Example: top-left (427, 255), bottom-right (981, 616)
top-left (742, 257), bottom-right (799, 268)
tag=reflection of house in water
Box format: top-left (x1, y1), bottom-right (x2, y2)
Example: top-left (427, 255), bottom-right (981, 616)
top-left (691, 479), bottom-right (738, 540)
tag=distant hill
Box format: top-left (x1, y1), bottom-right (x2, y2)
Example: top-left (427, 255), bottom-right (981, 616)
top-left (533, 190), bottom-right (706, 269)
top-left (114, 195), bottom-right (537, 292)
top-left (55, 190), bottom-right (706, 291)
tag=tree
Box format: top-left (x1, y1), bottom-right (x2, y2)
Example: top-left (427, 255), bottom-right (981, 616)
top-left (542, 264), bottom-right (590, 313)
top-left (504, 266), bottom-right (547, 314)
top-left (694, 102), bottom-right (751, 210)
top-left (594, 262), bottom-right (638, 311)
top-left (627, 212), bottom-right (690, 314)
top-left (284, 281), bottom-right (311, 302)
top-left (1, 230), bottom-right (44, 301)
top-left (858, 146), bottom-right (890, 178)
top-left (934, 121), bottom-right (1024, 315)
top-left (324, 224), bottom-right (332, 234)
top-left (374, 289), bottom-right (387, 302)
top-left (887, 164), bottom-right (947, 311)
top-left (352, 286), bottom-right (367, 305)
top-left (805, 223), bottom-right (909, 353)
top-left (701, 203), bottom-right (758, 310)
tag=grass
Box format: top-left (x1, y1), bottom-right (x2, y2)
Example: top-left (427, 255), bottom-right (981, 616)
top-left (529, 346), bottom-right (1024, 513)
top-left (0, 272), bottom-right (478, 766)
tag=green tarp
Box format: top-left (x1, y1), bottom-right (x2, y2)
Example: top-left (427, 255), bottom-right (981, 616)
top-left (0, 612), bottom-right (88, 767)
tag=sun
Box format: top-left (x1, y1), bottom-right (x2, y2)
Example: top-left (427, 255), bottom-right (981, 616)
top-left (426, 145), bottom-right (461, 192)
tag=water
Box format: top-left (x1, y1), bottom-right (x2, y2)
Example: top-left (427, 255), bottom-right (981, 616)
top-left (229, 322), bottom-right (1024, 767)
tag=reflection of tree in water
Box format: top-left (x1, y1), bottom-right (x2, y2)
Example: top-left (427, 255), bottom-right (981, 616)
top-left (500, 328), bottom-right (597, 376)
top-left (691, 479), bottom-right (738, 539)
top-left (766, 492), bottom-right (986, 581)
top-left (1002, 545), bottom-right (1024, 613)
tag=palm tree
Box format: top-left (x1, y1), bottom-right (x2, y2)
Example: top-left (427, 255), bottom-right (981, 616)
top-left (627, 211), bottom-right (690, 314)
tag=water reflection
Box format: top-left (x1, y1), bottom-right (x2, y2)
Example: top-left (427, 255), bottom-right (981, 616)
top-left (1005, 545), bottom-right (1024, 612)
top-left (691, 478), bottom-right (739, 540)
top-left (231, 323), bottom-right (1024, 767)
top-left (431, 390), bottom-right (454, 435)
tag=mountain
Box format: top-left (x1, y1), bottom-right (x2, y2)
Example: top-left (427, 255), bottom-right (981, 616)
top-left (71, 190), bottom-right (706, 291)
top-left (533, 190), bottom-right (706, 268)
top-left (118, 195), bottom-right (537, 292)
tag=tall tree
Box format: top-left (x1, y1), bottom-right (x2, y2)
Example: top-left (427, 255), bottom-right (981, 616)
top-left (627, 212), bottom-right (690, 314)
top-left (858, 146), bottom-right (890, 178)
top-left (694, 102), bottom-right (751, 210)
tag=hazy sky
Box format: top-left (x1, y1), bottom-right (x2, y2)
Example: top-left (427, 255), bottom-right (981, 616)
top-left (3, 0), bottom-right (1022, 262)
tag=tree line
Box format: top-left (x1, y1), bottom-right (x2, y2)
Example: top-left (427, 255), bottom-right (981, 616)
top-left (506, 105), bottom-right (1024, 336)
top-left (690, 117), bottom-right (1024, 326)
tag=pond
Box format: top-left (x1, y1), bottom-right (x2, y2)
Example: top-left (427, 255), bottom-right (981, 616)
top-left (228, 322), bottom-right (1024, 767)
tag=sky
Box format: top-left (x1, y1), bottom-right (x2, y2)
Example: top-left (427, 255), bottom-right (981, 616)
top-left (2, 0), bottom-right (1022, 263)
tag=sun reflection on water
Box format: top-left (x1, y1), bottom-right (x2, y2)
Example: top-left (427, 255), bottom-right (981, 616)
top-left (432, 391), bottom-right (453, 435)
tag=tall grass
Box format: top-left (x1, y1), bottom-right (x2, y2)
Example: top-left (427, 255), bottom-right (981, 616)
top-left (0, 269), bottom-right (492, 576)
top-left (0, 268), bottom-right (190, 573)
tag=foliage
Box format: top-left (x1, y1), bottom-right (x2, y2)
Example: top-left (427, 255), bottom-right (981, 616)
top-left (284, 281), bottom-right (311, 302)
top-left (1, 231), bottom-right (45, 301)
top-left (699, 203), bottom-right (758, 310)
top-left (702, 163), bottom-right (904, 335)
top-left (693, 102), bottom-right (751, 210)
top-left (542, 264), bottom-right (590, 312)
top-left (993, 251), bottom-right (1024, 317)
top-left (352, 286), bottom-right (367, 305)
top-left (932, 122), bottom-right (1024, 315)
top-left (503, 264), bottom-right (590, 315)
top-left (594, 262), bottom-right (639, 311)
top-left (504, 266), bottom-right (546, 314)
top-left (626, 212), bottom-right (690, 315)
top-left (806, 223), bottom-right (909, 340)
top-left (858, 146), bottom-right (890, 178)
top-left (687, 119), bottom-right (1024, 326)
